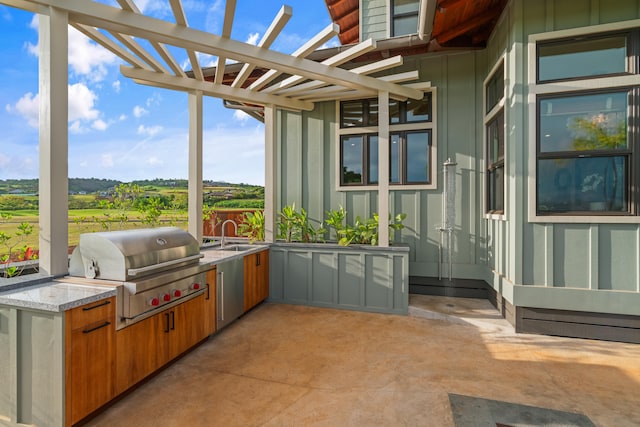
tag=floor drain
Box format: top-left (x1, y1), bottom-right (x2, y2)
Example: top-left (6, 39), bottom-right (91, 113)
top-left (446, 303), bottom-right (455, 307)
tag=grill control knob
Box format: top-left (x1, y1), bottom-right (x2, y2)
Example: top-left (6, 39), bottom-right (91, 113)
top-left (173, 289), bottom-right (182, 298)
top-left (191, 283), bottom-right (201, 291)
top-left (149, 297), bottom-right (160, 307)
top-left (162, 293), bottom-right (171, 302)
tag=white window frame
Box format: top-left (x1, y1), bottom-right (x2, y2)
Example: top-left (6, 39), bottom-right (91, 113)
top-left (335, 88), bottom-right (437, 192)
top-left (527, 19), bottom-right (640, 224)
top-left (483, 56), bottom-right (506, 221)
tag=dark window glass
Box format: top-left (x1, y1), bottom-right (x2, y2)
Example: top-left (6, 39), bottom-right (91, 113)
top-left (406, 95), bottom-right (432, 122)
top-left (488, 167), bottom-right (505, 213)
top-left (536, 90), bottom-right (633, 215)
top-left (341, 136), bottom-right (363, 185)
top-left (539, 92), bottom-right (628, 153)
top-left (537, 156), bottom-right (628, 213)
top-left (389, 99), bottom-right (401, 124)
top-left (406, 132), bottom-right (430, 183)
top-left (538, 34), bottom-right (627, 82)
top-left (486, 67), bottom-right (504, 112)
top-left (369, 135), bottom-right (379, 184)
top-left (340, 99), bottom-right (378, 128)
top-left (391, 134), bottom-right (400, 183)
top-left (341, 101), bottom-right (364, 128)
top-left (392, 0), bottom-right (419, 37)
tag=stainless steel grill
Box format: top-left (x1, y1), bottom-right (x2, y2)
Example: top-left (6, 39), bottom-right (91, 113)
top-left (68, 227), bottom-right (209, 329)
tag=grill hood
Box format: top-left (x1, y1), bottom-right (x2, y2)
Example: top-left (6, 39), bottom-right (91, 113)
top-left (68, 227), bottom-right (202, 281)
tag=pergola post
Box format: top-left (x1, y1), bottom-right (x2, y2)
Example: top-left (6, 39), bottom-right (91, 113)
top-left (187, 90), bottom-right (203, 242)
top-left (38, 7), bottom-right (69, 276)
top-left (264, 104), bottom-right (277, 243)
top-left (378, 91), bottom-right (390, 247)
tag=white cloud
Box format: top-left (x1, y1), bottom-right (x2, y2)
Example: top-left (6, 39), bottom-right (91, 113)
top-left (133, 106), bottom-right (148, 118)
top-left (137, 124), bottom-right (163, 137)
top-left (246, 32), bottom-right (260, 46)
top-left (93, 119), bottom-right (108, 131)
top-left (145, 93), bottom-right (162, 108)
top-left (9, 83), bottom-right (103, 131)
top-left (119, 114), bottom-right (127, 121)
top-left (233, 110), bottom-right (250, 123)
top-left (12, 92), bottom-right (39, 127)
top-left (68, 27), bottom-right (118, 82)
top-left (68, 83), bottom-right (99, 122)
top-left (112, 80), bottom-right (121, 93)
top-left (69, 121), bottom-right (84, 134)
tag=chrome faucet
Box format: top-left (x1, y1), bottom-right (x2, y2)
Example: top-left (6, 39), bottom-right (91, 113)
top-left (220, 219), bottom-right (238, 248)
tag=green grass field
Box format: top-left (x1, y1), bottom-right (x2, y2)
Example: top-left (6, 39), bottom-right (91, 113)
top-left (0, 209), bottom-right (190, 254)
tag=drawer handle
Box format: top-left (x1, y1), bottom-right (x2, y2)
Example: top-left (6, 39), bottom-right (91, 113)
top-left (83, 321), bottom-right (111, 334)
top-left (82, 300), bottom-right (111, 311)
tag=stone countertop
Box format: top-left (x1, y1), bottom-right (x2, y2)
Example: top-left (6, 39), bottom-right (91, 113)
top-left (0, 280), bottom-right (117, 313)
top-left (200, 243), bottom-right (270, 265)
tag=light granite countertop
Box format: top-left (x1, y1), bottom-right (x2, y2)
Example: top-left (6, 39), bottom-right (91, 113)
top-left (0, 280), bottom-right (117, 312)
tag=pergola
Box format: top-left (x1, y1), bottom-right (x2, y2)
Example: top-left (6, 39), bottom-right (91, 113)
top-left (1, 0), bottom-right (430, 276)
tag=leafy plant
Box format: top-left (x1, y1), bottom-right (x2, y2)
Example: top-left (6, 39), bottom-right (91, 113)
top-left (0, 219), bottom-right (38, 278)
top-left (238, 210), bottom-right (265, 243)
top-left (325, 206), bottom-right (406, 246)
top-left (277, 203), bottom-right (326, 243)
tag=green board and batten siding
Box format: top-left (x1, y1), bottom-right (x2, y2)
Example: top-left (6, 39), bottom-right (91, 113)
top-left (274, 0), bottom-right (640, 325)
top-left (361, 0), bottom-right (387, 41)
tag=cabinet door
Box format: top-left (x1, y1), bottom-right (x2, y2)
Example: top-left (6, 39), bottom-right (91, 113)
top-left (165, 295), bottom-right (207, 362)
top-left (244, 249), bottom-right (269, 312)
top-left (204, 267), bottom-right (217, 335)
top-left (115, 312), bottom-right (162, 395)
top-left (65, 297), bottom-right (116, 426)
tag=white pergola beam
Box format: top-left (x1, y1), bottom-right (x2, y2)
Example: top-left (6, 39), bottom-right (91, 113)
top-left (214, 0), bottom-right (236, 84)
top-left (122, 65), bottom-right (314, 111)
top-left (110, 32), bottom-right (171, 74)
top-left (187, 91), bottom-right (203, 241)
top-left (39, 0), bottom-right (420, 98)
top-left (231, 5), bottom-right (292, 88)
top-left (169, 0), bottom-right (203, 80)
top-left (260, 38), bottom-right (378, 94)
top-left (249, 22), bottom-right (339, 91)
top-left (273, 56), bottom-right (406, 97)
top-left (72, 23), bottom-right (150, 69)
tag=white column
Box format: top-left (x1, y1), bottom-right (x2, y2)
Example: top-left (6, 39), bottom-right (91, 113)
top-left (264, 105), bottom-right (277, 243)
top-left (187, 91), bottom-right (203, 242)
top-left (38, 8), bottom-right (69, 276)
top-left (378, 91), bottom-right (390, 247)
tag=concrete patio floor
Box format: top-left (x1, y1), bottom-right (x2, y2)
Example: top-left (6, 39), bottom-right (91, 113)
top-left (87, 295), bottom-right (640, 426)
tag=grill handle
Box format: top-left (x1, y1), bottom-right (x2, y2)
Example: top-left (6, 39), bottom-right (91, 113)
top-left (127, 253), bottom-right (204, 277)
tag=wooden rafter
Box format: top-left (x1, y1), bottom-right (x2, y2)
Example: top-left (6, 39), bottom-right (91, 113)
top-left (435, 8), bottom-right (499, 44)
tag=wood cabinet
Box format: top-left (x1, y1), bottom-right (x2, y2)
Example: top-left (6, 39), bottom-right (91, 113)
top-left (116, 293), bottom-right (207, 395)
top-left (204, 267), bottom-right (217, 335)
top-left (244, 249), bottom-right (269, 312)
top-left (65, 297), bottom-right (116, 426)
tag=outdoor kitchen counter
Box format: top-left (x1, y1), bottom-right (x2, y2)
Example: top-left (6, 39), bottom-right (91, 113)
top-left (0, 280), bottom-right (116, 312)
top-left (200, 243), bottom-right (270, 266)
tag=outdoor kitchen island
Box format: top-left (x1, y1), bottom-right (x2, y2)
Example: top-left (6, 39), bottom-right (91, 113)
top-left (0, 240), bottom-right (269, 427)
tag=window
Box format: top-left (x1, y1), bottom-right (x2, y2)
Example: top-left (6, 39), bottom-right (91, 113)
top-left (484, 61), bottom-right (505, 214)
top-left (338, 93), bottom-right (434, 188)
top-left (392, 0), bottom-right (419, 37)
top-left (533, 29), bottom-right (639, 217)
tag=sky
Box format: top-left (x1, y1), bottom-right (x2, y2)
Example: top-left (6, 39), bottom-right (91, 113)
top-left (0, 0), bottom-right (338, 185)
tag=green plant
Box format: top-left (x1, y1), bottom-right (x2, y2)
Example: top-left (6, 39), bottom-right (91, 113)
top-left (325, 206), bottom-right (406, 246)
top-left (0, 220), bottom-right (38, 278)
top-left (277, 203), bottom-right (326, 243)
top-left (238, 210), bottom-right (265, 243)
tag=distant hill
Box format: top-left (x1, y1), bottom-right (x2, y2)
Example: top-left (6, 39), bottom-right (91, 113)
top-left (0, 178), bottom-right (262, 195)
